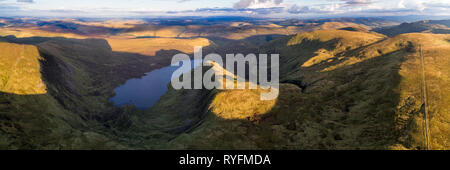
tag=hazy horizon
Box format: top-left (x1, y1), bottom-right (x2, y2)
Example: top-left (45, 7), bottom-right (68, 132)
top-left (1, 0), bottom-right (450, 18)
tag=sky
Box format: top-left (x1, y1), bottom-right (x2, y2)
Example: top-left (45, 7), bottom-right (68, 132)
top-left (1, 0), bottom-right (450, 18)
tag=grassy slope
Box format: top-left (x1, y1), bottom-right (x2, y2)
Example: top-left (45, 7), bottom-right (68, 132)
top-left (36, 37), bottom-right (185, 149)
top-left (394, 33), bottom-right (450, 149)
top-left (0, 42), bottom-right (46, 95)
top-left (0, 36), bottom-right (182, 149)
top-left (0, 27), bottom-right (86, 39)
top-left (106, 37), bottom-right (210, 56)
top-left (0, 41), bottom-right (127, 149)
top-left (153, 30), bottom-right (450, 149)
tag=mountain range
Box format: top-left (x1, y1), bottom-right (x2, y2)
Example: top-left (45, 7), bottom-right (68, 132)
top-left (0, 17), bottom-right (449, 149)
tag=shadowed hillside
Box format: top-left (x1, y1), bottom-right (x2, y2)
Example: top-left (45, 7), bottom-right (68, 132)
top-left (0, 40), bottom-right (125, 149)
top-left (0, 36), bottom-right (182, 149)
top-left (144, 30), bottom-right (450, 150)
top-left (374, 20), bottom-right (450, 36)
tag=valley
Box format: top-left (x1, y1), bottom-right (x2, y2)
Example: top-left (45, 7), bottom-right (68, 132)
top-left (0, 17), bottom-right (449, 150)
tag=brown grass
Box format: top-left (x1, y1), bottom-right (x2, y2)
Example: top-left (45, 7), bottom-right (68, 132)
top-left (394, 33), bottom-right (450, 149)
top-left (210, 83), bottom-right (276, 120)
top-left (0, 28), bottom-right (86, 39)
top-left (0, 42), bottom-right (46, 94)
top-left (106, 37), bottom-right (210, 56)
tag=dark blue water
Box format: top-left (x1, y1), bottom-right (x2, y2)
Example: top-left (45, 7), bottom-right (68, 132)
top-left (110, 60), bottom-right (202, 109)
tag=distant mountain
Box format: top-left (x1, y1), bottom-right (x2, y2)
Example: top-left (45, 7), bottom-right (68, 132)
top-left (276, 17), bottom-right (397, 28)
top-left (0, 17), bottom-right (395, 40)
top-left (374, 20), bottom-right (450, 36)
top-left (381, 15), bottom-right (450, 23)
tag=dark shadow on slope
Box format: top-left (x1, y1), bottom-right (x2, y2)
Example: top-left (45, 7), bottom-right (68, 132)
top-left (153, 45), bottom-right (418, 150)
top-left (0, 32), bottom-right (422, 149)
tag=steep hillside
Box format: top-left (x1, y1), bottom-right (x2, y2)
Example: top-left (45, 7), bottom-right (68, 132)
top-left (0, 37), bottom-right (178, 149)
top-left (151, 30), bottom-right (450, 149)
top-left (0, 41), bottom-right (125, 149)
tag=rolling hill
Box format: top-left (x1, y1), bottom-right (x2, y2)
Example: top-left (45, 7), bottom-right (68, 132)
top-left (145, 30), bottom-right (450, 149)
top-left (0, 19), bottom-right (448, 150)
top-left (0, 37), bottom-right (176, 149)
top-left (374, 20), bottom-right (450, 36)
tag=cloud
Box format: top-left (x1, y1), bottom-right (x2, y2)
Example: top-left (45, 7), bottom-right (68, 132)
top-left (287, 5), bottom-right (305, 14)
top-left (167, 7), bottom-right (284, 15)
top-left (16, 0), bottom-right (33, 3)
top-left (124, 0), bottom-right (450, 17)
top-left (0, 3), bottom-right (23, 16)
top-left (233, 0), bottom-right (253, 8)
top-left (424, 2), bottom-right (450, 8)
top-left (0, 4), bottom-right (20, 10)
top-left (233, 0), bottom-right (284, 9)
top-left (288, 5), bottom-right (321, 14)
top-left (341, 0), bottom-right (372, 6)
top-left (2, 0), bottom-right (450, 18)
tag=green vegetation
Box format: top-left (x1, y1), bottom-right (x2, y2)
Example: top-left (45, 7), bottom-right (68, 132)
top-left (152, 30), bottom-right (450, 150)
top-left (0, 22), bottom-right (449, 150)
top-left (0, 37), bottom-right (175, 149)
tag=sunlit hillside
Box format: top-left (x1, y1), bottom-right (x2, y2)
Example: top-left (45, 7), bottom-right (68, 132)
top-left (0, 36), bottom-right (173, 149)
top-left (147, 30), bottom-right (450, 150)
top-left (106, 37), bottom-right (210, 56)
top-left (0, 28), bottom-right (86, 39)
top-left (0, 42), bottom-right (46, 95)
